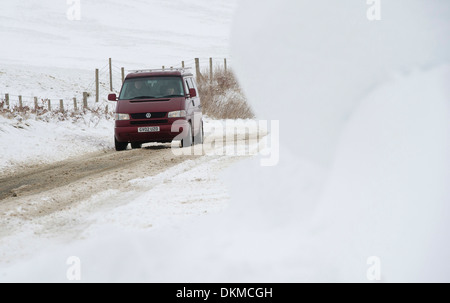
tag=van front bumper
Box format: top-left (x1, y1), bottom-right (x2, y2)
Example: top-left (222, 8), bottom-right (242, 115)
top-left (115, 119), bottom-right (189, 143)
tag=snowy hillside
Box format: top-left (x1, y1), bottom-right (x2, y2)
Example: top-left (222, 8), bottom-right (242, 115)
top-left (0, 0), bottom-right (236, 70)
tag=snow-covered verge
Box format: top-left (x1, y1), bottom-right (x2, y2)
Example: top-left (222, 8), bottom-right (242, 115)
top-left (0, 112), bottom-right (114, 175)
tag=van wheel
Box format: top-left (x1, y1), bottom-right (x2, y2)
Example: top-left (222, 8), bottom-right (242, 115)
top-left (115, 137), bottom-right (128, 151)
top-left (131, 142), bottom-right (142, 149)
top-left (194, 121), bottom-right (204, 145)
top-left (181, 123), bottom-right (193, 147)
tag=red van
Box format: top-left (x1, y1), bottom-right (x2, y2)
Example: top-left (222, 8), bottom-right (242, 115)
top-left (108, 68), bottom-right (204, 151)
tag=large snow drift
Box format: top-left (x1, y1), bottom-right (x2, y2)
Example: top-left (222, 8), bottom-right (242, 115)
top-left (230, 0), bottom-right (450, 281)
top-left (232, 0), bottom-right (450, 167)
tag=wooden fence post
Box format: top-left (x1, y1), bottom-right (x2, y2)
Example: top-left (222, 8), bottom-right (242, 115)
top-left (121, 67), bottom-right (125, 83)
top-left (48, 99), bottom-right (52, 111)
top-left (224, 58), bottom-right (227, 72)
top-left (195, 58), bottom-right (201, 80)
top-left (109, 58), bottom-right (113, 91)
top-left (182, 61), bottom-right (185, 68)
top-left (5, 94), bottom-right (9, 109)
top-left (18, 95), bottom-right (23, 109)
top-left (209, 57), bottom-right (213, 81)
top-left (60, 99), bottom-right (64, 112)
top-left (34, 97), bottom-right (38, 111)
top-left (73, 97), bottom-right (78, 111)
top-left (83, 92), bottom-right (88, 109)
top-left (95, 68), bottom-right (99, 103)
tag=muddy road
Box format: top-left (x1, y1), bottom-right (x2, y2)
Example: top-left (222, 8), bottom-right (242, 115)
top-left (0, 145), bottom-right (198, 220)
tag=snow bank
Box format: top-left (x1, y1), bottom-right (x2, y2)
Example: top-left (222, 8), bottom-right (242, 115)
top-left (228, 0), bottom-right (450, 281)
top-left (313, 66), bottom-right (450, 282)
top-left (232, 0), bottom-right (450, 167)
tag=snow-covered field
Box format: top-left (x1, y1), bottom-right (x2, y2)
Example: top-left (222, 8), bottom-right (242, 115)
top-left (0, 0), bottom-right (236, 70)
top-left (1, 0), bottom-right (449, 283)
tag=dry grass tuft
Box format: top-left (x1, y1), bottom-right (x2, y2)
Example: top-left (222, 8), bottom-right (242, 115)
top-left (197, 67), bottom-right (254, 119)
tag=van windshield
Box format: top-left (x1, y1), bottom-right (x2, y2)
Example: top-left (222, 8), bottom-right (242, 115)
top-left (119, 76), bottom-right (185, 100)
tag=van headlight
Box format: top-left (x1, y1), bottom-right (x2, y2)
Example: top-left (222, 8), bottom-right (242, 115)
top-left (115, 113), bottom-right (130, 120)
top-left (168, 110), bottom-right (186, 118)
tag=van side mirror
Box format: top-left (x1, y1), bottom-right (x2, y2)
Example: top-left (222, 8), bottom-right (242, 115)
top-left (188, 88), bottom-right (197, 98)
top-left (108, 93), bottom-right (117, 101)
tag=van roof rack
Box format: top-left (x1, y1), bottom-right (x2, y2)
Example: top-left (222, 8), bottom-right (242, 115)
top-left (128, 67), bottom-right (192, 73)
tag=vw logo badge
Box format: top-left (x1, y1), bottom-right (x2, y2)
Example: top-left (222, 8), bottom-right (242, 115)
top-left (146, 113), bottom-right (152, 118)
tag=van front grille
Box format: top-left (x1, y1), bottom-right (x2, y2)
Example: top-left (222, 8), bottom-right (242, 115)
top-left (130, 120), bottom-right (168, 125)
top-left (131, 112), bottom-right (167, 119)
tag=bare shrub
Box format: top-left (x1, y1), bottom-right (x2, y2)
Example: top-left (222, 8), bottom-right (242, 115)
top-left (197, 67), bottom-right (254, 119)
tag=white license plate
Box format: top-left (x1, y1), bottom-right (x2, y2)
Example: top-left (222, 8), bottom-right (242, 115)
top-left (138, 126), bottom-right (160, 133)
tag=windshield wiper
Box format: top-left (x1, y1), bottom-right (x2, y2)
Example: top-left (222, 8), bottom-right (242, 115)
top-left (130, 96), bottom-right (156, 100)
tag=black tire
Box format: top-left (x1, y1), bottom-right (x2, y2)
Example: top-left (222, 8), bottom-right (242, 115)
top-left (181, 123), bottom-right (193, 148)
top-left (194, 121), bottom-right (204, 145)
top-left (131, 142), bottom-right (142, 149)
top-left (115, 137), bottom-right (128, 151)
